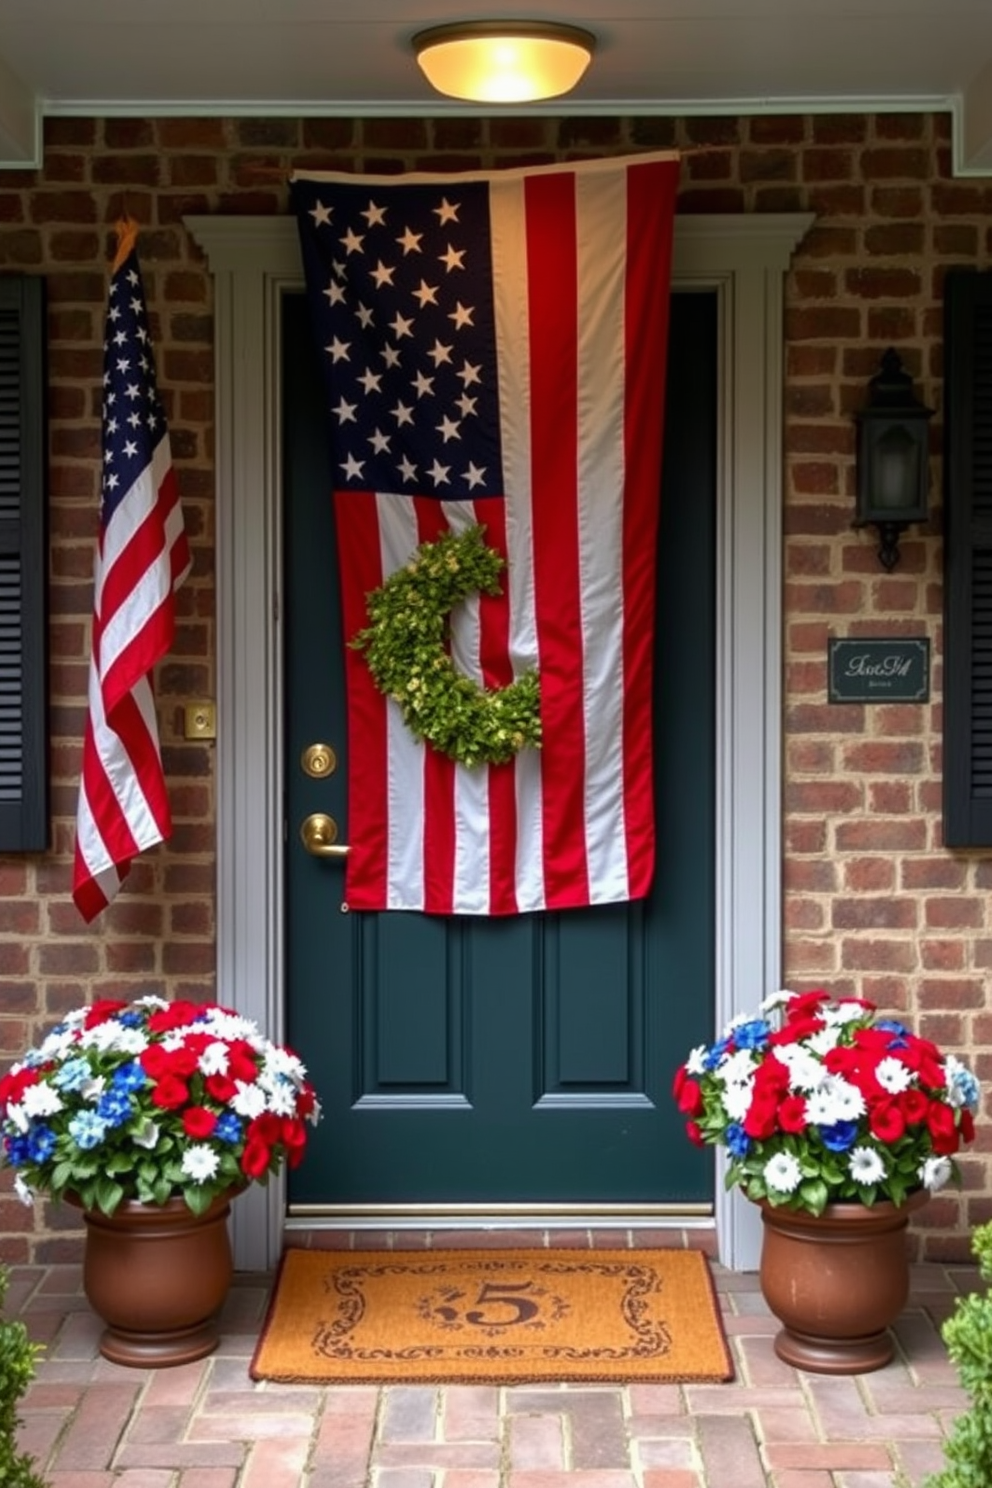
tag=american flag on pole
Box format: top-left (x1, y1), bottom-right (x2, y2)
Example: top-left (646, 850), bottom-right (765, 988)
top-left (291, 152), bottom-right (679, 915)
top-left (72, 221), bottom-right (190, 922)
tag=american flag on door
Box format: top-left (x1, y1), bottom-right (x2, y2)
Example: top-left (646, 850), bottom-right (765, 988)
top-left (290, 152), bottom-right (679, 915)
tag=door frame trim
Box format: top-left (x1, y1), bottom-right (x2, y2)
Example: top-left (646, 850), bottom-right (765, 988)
top-left (186, 209), bottom-right (812, 1273)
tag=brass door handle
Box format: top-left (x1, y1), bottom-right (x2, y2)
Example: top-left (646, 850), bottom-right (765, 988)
top-left (299, 813), bottom-right (350, 858)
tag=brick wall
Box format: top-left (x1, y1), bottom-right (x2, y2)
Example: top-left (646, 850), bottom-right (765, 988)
top-left (0, 110), bottom-right (989, 1263)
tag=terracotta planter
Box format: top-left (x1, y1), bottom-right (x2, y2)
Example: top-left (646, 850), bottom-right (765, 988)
top-left (69, 1190), bottom-right (236, 1367)
top-left (758, 1190), bottom-right (928, 1374)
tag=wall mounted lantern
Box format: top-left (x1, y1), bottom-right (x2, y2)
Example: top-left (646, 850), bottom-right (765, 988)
top-left (854, 348), bottom-right (933, 572)
top-left (413, 21), bottom-right (596, 103)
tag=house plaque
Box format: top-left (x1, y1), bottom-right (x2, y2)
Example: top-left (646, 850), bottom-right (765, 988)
top-left (828, 638), bottom-right (930, 703)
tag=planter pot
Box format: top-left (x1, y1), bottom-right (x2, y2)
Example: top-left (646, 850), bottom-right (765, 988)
top-left (758, 1190), bottom-right (928, 1374)
top-left (68, 1190), bottom-right (236, 1367)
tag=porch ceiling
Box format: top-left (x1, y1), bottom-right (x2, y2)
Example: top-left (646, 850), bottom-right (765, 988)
top-left (1, 0), bottom-right (991, 173)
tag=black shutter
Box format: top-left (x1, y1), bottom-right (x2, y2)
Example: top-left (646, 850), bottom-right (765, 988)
top-left (943, 268), bottom-right (992, 846)
top-left (0, 275), bottom-right (47, 852)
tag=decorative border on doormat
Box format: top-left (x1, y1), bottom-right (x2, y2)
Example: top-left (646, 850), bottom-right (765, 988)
top-left (250, 1246), bottom-right (734, 1384)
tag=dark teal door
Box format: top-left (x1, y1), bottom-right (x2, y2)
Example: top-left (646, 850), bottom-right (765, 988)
top-left (283, 290), bottom-right (716, 1209)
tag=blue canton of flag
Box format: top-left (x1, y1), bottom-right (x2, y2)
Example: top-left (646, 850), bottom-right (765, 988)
top-left (101, 265), bottom-right (169, 520)
top-left (294, 180), bottom-right (505, 502)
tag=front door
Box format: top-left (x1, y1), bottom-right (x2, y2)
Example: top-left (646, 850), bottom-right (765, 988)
top-left (283, 289), bottom-right (716, 1211)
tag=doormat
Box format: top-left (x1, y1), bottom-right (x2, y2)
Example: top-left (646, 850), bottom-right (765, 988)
top-left (249, 1247), bottom-right (733, 1384)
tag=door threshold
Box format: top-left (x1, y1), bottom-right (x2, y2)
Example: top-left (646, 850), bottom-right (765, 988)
top-left (284, 1203), bottom-right (716, 1255)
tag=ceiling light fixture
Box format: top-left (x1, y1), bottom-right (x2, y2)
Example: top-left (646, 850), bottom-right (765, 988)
top-left (412, 20), bottom-right (596, 104)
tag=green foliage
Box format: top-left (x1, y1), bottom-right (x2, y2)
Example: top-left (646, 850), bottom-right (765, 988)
top-left (351, 523), bottom-right (542, 769)
top-left (924, 1222), bottom-right (992, 1488)
top-left (0, 1267), bottom-right (47, 1488)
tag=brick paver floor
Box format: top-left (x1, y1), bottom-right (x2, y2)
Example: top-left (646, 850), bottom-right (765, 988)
top-left (6, 1240), bottom-right (979, 1488)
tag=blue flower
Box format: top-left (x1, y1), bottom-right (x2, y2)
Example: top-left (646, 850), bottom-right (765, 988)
top-left (110, 1061), bottom-right (146, 1095)
top-left (117, 1010), bottom-right (144, 1028)
top-left (27, 1126), bottom-right (56, 1163)
top-left (214, 1113), bottom-right (243, 1145)
top-left (703, 1039), bottom-right (731, 1071)
top-left (820, 1120), bottom-right (859, 1152)
top-left (874, 1019), bottom-right (911, 1049)
top-left (725, 1122), bottom-right (751, 1159)
top-left (733, 1020), bottom-right (772, 1052)
top-left (53, 1058), bottom-right (92, 1093)
top-left (96, 1089), bottom-right (135, 1128)
top-left (4, 1135), bottom-right (30, 1166)
top-left (68, 1111), bottom-right (109, 1151)
top-left (951, 1065), bottom-right (981, 1111)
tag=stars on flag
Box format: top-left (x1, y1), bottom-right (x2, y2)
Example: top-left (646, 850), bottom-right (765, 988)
top-left (296, 180), bottom-right (503, 499)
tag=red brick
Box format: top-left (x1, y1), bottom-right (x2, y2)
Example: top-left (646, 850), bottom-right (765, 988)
top-left (832, 897), bottom-right (918, 930)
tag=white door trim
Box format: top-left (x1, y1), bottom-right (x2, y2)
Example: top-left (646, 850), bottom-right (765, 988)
top-left (185, 209), bottom-right (811, 1272)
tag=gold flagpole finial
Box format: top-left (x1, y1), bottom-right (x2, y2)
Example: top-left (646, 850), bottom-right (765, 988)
top-left (111, 215), bottom-right (140, 275)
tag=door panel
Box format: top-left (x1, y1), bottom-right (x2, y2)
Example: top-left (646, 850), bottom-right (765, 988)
top-left (283, 289), bottom-right (716, 1209)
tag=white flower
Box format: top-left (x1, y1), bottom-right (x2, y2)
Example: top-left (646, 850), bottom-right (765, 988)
top-left (20, 1084), bottom-right (64, 1119)
top-left (875, 1056), bottom-right (913, 1095)
top-left (199, 1041), bottom-right (231, 1077)
top-left (180, 1145), bottom-right (220, 1184)
top-left (685, 1045), bottom-right (708, 1077)
top-left (849, 1146), bottom-right (886, 1185)
top-left (6, 1103), bottom-right (28, 1134)
top-left (13, 1174), bottom-right (35, 1206)
top-left (919, 1155), bottom-right (953, 1193)
top-left (721, 1080), bottom-right (755, 1122)
top-left (805, 1027), bottom-right (842, 1057)
top-left (822, 1000), bottom-right (868, 1027)
top-left (264, 1047), bottom-right (306, 1083)
top-left (760, 990), bottom-right (794, 1012)
top-left (36, 1029), bottom-right (78, 1062)
top-left (132, 1117), bottom-right (161, 1149)
top-left (231, 1080), bottom-right (267, 1120)
top-left (764, 1152), bottom-right (802, 1193)
top-left (717, 1050), bottom-right (758, 1085)
top-left (821, 1074), bottom-right (866, 1122)
top-left (777, 1045), bottom-right (825, 1092)
top-left (80, 1019), bottom-right (130, 1052)
top-left (805, 1085), bottom-right (845, 1126)
top-left (265, 1083), bottom-right (299, 1117)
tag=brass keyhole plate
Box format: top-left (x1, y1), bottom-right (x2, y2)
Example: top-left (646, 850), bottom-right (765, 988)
top-left (301, 743), bottom-right (337, 778)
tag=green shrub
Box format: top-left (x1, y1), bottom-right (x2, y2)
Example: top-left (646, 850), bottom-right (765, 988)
top-left (925, 1222), bottom-right (992, 1488)
top-left (0, 1266), bottom-right (46, 1488)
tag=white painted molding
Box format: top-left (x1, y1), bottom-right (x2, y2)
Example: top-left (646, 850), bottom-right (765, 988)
top-left (186, 209), bottom-right (811, 1272)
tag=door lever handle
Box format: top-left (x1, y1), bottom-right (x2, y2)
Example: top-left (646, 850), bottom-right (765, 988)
top-left (299, 813), bottom-right (350, 858)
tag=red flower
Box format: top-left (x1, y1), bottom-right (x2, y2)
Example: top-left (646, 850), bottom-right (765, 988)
top-left (83, 999), bottom-right (128, 1029)
top-left (868, 1099), bottom-right (906, 1144)
top-left (150, 1074), bottom-right (190, 1110)
top-left (685, 1120), bottom-right (705, 1148)
top-left (898, 1087), bottom-right (930, 1125)
top-left (960, 1109), bottom-right (976, 1144)
top-left (927, 1101), bottom-right (959, 1155)
top-left (778, 1095), bottom-right (808, 1133)
top-left (226, 1040), bottom-right (261, 1084)
top-left (182, 1107), bottom-right (218, 1139)
top-left (753, 1054), bottom-right (791, 1097)
top-left (146, 1000), bottom-right (205, 1033)
top-left (0, 1066), bottom-right (41, 1108)
top-left (743, 1090), bottom-right (779, 1140)
top-left (282, 1118), bottom-right (308, 1168)
top-left (296, 1085), bottom-right (318, 1119)
top-left (140, 1044), bottom-right (199, 1081)
top-left (784, 990), bottom-right (833, 1020)
top-left (205, 1073), bottom-right (238, 1105)
top-left (676, 1078), bottom-right (704, 1118)
top-left (240, 1135), bottom-right (272, 1179)
top-left (769, 1017), bottom-right (825, 1047)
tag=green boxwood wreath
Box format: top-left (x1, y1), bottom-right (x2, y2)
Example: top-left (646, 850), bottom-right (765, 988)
top-left (350, 523), bottom-right (542, 769)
